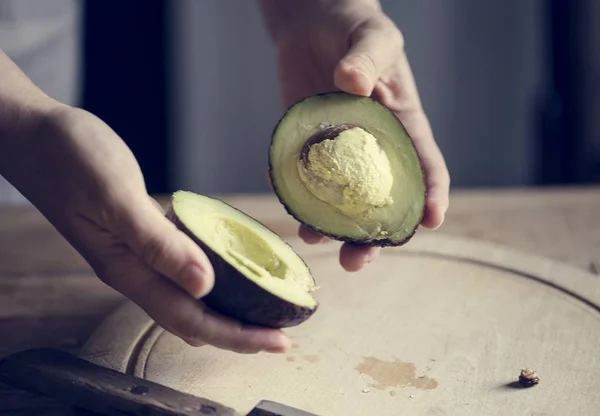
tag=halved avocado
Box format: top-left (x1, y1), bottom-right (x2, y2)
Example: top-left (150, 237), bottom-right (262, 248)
top-left (166, 191), bottom-right (318, 328)
top-left (268, 92), bottom-right (426, 247)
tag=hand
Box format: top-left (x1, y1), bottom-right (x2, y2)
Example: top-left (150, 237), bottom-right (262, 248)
top-left (2, 106), bottom-right (291, 354)
top-left (271, 3), bottom-right (450, 271)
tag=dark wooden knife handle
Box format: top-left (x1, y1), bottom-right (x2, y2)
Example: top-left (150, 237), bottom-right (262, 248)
top-left (0, 348), bottom-right (239, 416)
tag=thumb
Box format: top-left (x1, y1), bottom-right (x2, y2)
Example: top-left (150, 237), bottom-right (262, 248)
top-left (334, 20), bottom-right (400, 96)
top-left (115, 196), bottom-right (215, 299)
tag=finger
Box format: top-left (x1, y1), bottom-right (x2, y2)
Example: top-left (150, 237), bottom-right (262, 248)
top-left (334, 18), bottom-right (402, 96)
top-left (298, 225), bottom-right (335, 245)
top-left (390, 100), bottom-right (449, 229)
top-left (150, 196), bottom-right (166, 214)
top-left (339, 243), bottom-right (381, 272)
top-left (113, 195), bottom-right (215, 298)
top-left (416, 140), bottom-right (450, 229)
top-left (100, 257), bottom-right (291, 354)
top-left (373, 59), bottom-right (450, 229)
top-left (298, 225), bottom-right (327, 244)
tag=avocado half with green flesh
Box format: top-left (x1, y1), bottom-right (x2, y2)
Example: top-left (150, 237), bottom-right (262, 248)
top-left (166, 191), bottom-right (318, 329)
top-left (268, 92), bottom-right (426, 247)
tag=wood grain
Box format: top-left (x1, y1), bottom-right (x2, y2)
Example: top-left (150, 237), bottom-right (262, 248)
top-left (0, 274), bottom-right (123, 319)
top-left (1, 187), bottom-right (600, 415)
top-left (0, 206), bottom-right (91, 276)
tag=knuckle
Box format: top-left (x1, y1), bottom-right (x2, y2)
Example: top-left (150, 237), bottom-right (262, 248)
top-left (389, 25), bottom-right (405, 50)
top-left (175, 311), bottom-right (214, 346)
top-left (380, 14), bottom-right (405, 51)
top-left (140, 233), bottom-right (172, 269)
top-left (225, 326), bottom-right (263, 354)
top-left (396, 31), bottom-right (405, 52)
top-left (354, 52), bottom-right (378, 75)
top-left (227, 338), bottom-right (258, 354)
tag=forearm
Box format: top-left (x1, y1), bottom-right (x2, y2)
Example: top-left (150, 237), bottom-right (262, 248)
top-left (0, 50), bottom-right (62, 152)
top-left (258, 0), bottom-right (381, 41)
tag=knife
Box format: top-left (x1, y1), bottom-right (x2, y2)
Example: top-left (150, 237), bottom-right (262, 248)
top-left (0, 348), bottom-right (320, 416)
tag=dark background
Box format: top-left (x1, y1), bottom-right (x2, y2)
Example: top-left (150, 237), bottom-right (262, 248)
top-left (81, 1), bottom-right (169, 194)
top-left (80, 0), bottom-right (600, 195)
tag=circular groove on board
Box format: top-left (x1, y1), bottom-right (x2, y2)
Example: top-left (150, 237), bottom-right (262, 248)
top-left (79, 232), bottom-right (600, 372)
top-left (78, 233), bottom-right (600, 415)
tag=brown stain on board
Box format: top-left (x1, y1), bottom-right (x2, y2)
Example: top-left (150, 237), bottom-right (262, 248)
top-left (286, 356), bottom-right (296, 362)
top-left (356, 356), bottom-right (438, 391)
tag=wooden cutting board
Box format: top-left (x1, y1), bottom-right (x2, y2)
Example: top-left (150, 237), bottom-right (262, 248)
top-left (78, 232), bottom-right (600, 416)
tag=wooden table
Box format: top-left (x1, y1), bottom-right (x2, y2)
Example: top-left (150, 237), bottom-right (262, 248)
top-left (1, 187), bottom-right (599, 415)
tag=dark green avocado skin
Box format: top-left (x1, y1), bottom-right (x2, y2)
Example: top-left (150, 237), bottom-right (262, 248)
top-left (165, 202), bottom-right (318, 329)
top-left (268, 91), bottom-right (427, 248)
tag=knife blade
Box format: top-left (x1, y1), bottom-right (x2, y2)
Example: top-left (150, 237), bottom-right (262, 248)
top-left (0, 348), bottom-right (321, 416)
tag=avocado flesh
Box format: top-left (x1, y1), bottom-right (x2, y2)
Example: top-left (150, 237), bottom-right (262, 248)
top-left (269, 92), bottom-right (426, 246)
top-left (298, 125), bottom-right (395, 221)
top-left (167, 191), bottom-right (318, 328)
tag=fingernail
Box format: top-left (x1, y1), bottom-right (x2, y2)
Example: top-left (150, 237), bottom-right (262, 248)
top-left (263, 334), bottom-right (292, 353)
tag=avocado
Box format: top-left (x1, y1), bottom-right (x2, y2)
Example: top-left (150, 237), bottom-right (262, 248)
top-left (268, 92), bottom-right (426, 247)
top-left (166, 191), bottom-right (318, 329)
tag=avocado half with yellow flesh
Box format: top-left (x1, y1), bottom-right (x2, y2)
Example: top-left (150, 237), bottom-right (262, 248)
top-left (268, 92), bottom-right (426, 247)
top-left (166, 191), bottom-right (318, 328)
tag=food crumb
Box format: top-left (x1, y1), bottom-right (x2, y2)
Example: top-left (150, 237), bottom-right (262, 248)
top-left (409, 394), bottom-right (416, 399)
top-left (518, 368), bottom-right (539, 387)
top-left (362, 388), bottom-right (371, 393)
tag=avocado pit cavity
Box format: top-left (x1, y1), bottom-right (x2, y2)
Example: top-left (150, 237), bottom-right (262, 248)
top-left (167, 191), bottom-right (318, 328)
top-left (297, 124), bottom-right (394, 219)
top-left (214, 216), bottom-right (295, 281)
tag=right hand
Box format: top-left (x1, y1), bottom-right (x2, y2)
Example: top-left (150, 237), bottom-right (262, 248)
top-left (270, 4), bottom-right (450, 271)
top-left (4, 105), bottom-right (291, 354)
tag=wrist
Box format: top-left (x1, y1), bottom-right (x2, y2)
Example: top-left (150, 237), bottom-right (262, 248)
top-left (0, 101), bottom-right (66, 173)
top-left (259, 0), bottom-right (381, 42)
top-left (0, 51), bottom-right (65, 155)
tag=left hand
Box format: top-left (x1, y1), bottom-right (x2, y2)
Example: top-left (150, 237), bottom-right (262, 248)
top-left (272, 3), bottom-right (450, 271)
